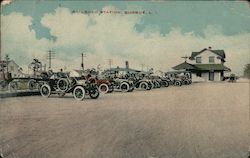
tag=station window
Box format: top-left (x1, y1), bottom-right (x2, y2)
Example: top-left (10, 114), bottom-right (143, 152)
top-left (196, 57), bottom-right (202, 63)
top-left (209, 56), bottom-right (215, 63)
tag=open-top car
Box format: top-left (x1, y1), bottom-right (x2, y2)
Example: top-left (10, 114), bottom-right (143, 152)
top-left (165, 70), bottom-right (192, 86)
top-left (39, 72), bottom-right (99, 100)
top-left (126, 72), bottom-right (152, 90)
top-left (102, 68), bottom-right (135, 92)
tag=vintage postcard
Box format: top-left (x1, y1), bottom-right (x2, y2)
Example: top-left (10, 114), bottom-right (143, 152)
top-left (0, 0), bottom-right (249, 158)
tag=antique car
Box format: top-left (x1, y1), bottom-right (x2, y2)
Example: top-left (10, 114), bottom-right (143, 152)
top-left (145, 75), bottom-right (161, 88)
top-left (102, 68), bottom-right (135, 92)
top-left (229, 74), bottom-right (238, 82)
top-left (96, 79), bottom-right (113, 93)
top-left (121, 72), bottom-right (151, 91)
top-left (223, 74), bottom-right (238, 83)
top-left (159, 77), bottom-right (170, 87)
top-left (110, 78), bottom-right (134, 92)
top-left (39, 72), bottom-right (99, 100)
top-left (164, 70), bottom-right (192, 86)
top-left (148, 75), bottom-right (170, 88)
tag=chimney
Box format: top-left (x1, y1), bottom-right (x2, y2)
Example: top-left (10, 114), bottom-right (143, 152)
top-left (125, 61), bottom-right (129, 69)
top-left (208, 46), bottom-right (212, 50)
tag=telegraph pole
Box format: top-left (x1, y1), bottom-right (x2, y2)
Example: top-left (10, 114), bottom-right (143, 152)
top-left (181, 55), bottom-right (189, 62)
top-left (81, 52), bottom-right (86, 70)
top-left (0, 5), bottom-right (2, 62)
top-left (47, 50), bottom-right (55, 69)
top-left (107, 59), bottom-right (113, 74)
top-left (5, 54), bottom-right (9, 73)
top-left (140, 63), bottom-right (144, 71)
top-left (107, 59), bottom-right (112, 70)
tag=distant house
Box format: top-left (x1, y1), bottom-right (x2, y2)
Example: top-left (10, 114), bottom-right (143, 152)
top-left (1, 60), bottom-right (25, 78)
top-left (172, 47), bottom-right (231, 81)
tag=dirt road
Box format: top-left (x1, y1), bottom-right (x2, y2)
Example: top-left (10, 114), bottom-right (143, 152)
top-left (0, 82), bottom-right (249, 158)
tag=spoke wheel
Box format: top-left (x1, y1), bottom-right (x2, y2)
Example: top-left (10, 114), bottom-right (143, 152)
top-left (89, 88), bottom-right (100, 99)
top-left (40, 84), bottom-right (51, 97)
top-left (98, 83), bottom-right (109, 93)
top-left (8, 81), bottom-right (18, 92)
top-left (174, 81), bottom-right (182, 86)
top-left (73, 86), bottom-right (85, 101)
top-left (164, 81), bottom-right (169, 87)
top-left (139, 82), bottom-right (148, 90)
top-left (28, 79), bottom-right (37, 90)
top-left (120, 82), bottom-right (129, 92)
top-left (57, 78), bottom-right (69, 92)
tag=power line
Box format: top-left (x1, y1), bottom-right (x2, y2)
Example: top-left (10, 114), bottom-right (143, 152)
top-left (47, 50), bottom-right (55, 69)
top-left (140, 63), bottom-right (145, 71)
top-left (107, 59), bottom-right (113, 70)
top-left (181, 55), bottom-right (189, 62)
top-left (81, 52), bottom-right (87, 70)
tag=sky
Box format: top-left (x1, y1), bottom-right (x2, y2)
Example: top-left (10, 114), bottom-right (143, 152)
top-left (1, 0), bottom-right (250, 75)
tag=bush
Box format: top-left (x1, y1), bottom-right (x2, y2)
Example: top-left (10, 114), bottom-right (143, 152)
top-left (243, 64), bottom-right (250, 79)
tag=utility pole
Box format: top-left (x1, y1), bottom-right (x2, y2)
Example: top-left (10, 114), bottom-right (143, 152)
top-left (47, 50), bottom-right (55, 69)
top-left (107, 59), bottom-right (113, 74)
top-left (140, 63), bottom-right (144, 71)
top-left (181, 55), bottom-right (189, 62)
top-left (0, 6), bottom-right (2, 62)
top-left (107, 59), bottom-right (112, 70)
top-left (5, 54), bottom-right (10, 73)
top-left (81, 52), bottom-right (86, 70)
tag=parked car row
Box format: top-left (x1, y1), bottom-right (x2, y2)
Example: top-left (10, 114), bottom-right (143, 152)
top-left (0, 69), bottom-right (193, 101)
top-left (95, 68), bottom-right (192, 93)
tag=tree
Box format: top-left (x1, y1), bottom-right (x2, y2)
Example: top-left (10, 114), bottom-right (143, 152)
top-left (29, 59), bottom-right (42, 76)
top-left (4, 54), bottom-right (10, 73)
top-left (243, 64), bottom-right (250, 79)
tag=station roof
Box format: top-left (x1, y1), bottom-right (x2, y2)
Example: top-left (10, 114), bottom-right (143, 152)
top-left (172, 62), bottom-right (231, 72)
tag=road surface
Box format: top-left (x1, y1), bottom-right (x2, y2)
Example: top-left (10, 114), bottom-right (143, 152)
top-left (0, 82), bottom-right (249, 158)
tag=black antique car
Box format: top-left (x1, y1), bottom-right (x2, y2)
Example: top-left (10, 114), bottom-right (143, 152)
top-left (165, 70), bottom-right (192, 86)
top-left (39, 72), bottom-right (99, 100)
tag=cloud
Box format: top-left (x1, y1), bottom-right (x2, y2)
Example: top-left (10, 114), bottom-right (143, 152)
top-left (1, 12), bottom-right (52, 72)
top-left (1, 0), bottom-right (12, 7)
top-left (1, 6), bottom-right (249, 75)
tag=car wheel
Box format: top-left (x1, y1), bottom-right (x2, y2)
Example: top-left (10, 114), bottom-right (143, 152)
top-left (120, 82), bottom-right (129, 92)
top-left (27, 79), bottom-right (37, 90)
top-left (57, 78), bottom-right (69, 92)
top-left (174, 81), bottom-right (182, 86)
top-left (40, 84), bottom-right (51, 97)
top-left (164, 81), bottom-right (169, 87)
top-left (108, 85), bottom-right (114, 93)
top-left (89, 88), bottom-right (100, 99)
top-left (73, 86), bottom-right (85, 101)
top-left (139, 82), bottom-right (148, 90)
top-left (8, 81), bottom-right (18, 92)
top-left (98, 83), bottom-right (109, 93)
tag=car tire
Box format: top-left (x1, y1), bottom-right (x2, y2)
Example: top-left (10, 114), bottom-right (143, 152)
top-left (8, 81), bottom-right (18, 92)
top-left (89, 88), bottom-right (100, 99)
top-left (174, 80), bottom-right (182, 86)
top-left (120, 82), bottom-right (129, 92)
top-left (73, 86), bottom-right (85, 101)
top-left (98, 83), bottom-right (109, 93)
top-left (164, 81), bottom-right (169, 87)
top-left (139, 81), bottom-right (148, 90)
top-left (57, 78), bottom-right (69, 92)
top-left (27, 79), bottom-right (37, 90)
top-left (40, 84), bottom-right (51, 97)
